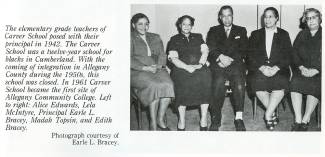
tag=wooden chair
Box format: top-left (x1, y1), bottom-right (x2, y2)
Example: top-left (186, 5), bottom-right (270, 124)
top-left (316, 102), bottom-right (321, 128)
top-left (130, 88), bottom-right (169, 130)
top-left (252, 95), bottom-right (288, 120)
top-left (253, 94), bottom-right (321, 129)
top-left (225, 80), bottom-right (232, 96)
top-left (130, 89), bottom-right (142, 130)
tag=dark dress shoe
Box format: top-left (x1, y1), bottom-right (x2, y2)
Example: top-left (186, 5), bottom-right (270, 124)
top-left (300, 123), bottom-right (309, 131)
top-left (234, 119), bottom-right (246, 131)
top-left (200, 126), bottom-right (208, 131)
top-left (209, 124), bottom-right (219, 131)
top-left (157, 125), bottom-right (170, 131)
top-left (291, 122), bottom-right (301, 131)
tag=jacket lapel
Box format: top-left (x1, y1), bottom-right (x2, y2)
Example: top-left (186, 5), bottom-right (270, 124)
top-left (261, 28), bottom-right (268, 60)
top-left (134, 32), bottom-right (147, 46)
top-left (145, 33), bottom-right (154, 54)
top-left (133, 32), bottom-right (151, 56)
top-left (228, 25), bottom-right (235, 39)
top-left (145, 33), bottom-right (151, 47)
top-left (220, 26), bottom-right (227, 39)
top-left (269, 29), bottom-right (278, 62)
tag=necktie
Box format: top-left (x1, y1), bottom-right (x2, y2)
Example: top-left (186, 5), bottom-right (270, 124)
top-left (225, 28), bottom-right (230, 38)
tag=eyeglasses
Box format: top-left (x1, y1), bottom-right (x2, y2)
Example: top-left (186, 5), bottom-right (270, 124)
top-left (306, 15), bottom-right (319, 21)
top-left (264, 15), bottom-right (276, 19)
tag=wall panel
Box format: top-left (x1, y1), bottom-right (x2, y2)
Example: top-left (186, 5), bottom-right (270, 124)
top-left (131, 4), bottom-right (157, 33)
top-left (131, 4), bottom-right (315, 48)
top-left (281, 5), bottom-right (304, 43)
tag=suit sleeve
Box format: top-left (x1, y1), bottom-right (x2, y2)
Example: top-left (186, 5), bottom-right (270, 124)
top-left (239, 28), bottom-right (249, 62)
top-left (131, 39), bottom-right (145, 71)
top-left (314, 50), bottom-right (321, 72)
top-left (311, 36), bottom-right (321, 72)
top-left (206, 28), bottom-right (222, 63)
top-left (275, 32), bottom-right (292, 69)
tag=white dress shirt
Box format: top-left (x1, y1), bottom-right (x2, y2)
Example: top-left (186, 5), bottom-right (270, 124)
top-left (265, 27), bottom-right (277, 59)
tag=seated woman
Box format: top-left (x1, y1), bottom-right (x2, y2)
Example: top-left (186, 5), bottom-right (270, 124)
top-left (167, 15), bottom-right (211, 131)
top-left (290, 8), bottom-right (322, 131)
top-left (130, 13), bottom-right (175, 131)
top-left (247, 7), bottom-right (292, 131)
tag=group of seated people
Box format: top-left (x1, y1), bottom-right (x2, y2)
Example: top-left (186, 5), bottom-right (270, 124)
top-left (130, 6), bottom-right (321, 131)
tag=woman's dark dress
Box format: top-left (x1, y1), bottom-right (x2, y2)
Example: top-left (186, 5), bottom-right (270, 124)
top-left (247, 28), bottom-right (292, 92)
top-left (290, 27), bottom-right (322, 99)
top-left (168, 33), bottom-right (211, 106)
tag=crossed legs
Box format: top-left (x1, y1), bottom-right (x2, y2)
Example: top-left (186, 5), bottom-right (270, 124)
top-left (256, 90), bottom-right (284, 121)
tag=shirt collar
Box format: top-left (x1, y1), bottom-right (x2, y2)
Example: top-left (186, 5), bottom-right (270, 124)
top-left (310, 29), bottom-right (318, 34)
top-left (180, 32), bottom-right (193, 39)
top-left (224, 25), bottom-right (232, 31)
top-left (265, 27), bottom-right (278, 33)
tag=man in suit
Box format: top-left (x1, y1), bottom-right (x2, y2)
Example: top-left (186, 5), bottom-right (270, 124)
top-left (207, 5), bottom-right (248, 131)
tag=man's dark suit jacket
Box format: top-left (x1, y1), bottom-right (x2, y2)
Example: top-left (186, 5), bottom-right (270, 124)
top-left (206, 24), bottom-right (248, 70)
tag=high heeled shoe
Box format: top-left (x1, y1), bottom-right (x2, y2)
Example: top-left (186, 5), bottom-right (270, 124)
top-left (272, 114), bottom-right (279, 125)
top-left (300, 122), bottom-right (309, 131)
top-left (177, 127), bottom-right (185, 131)
top-left (291, 122), bottom-right (301, 131)
top-left (264, 118), bottom-right (274, 131)
top-left (177, 122), bottom-right (185, 131)
top-left (157, 125), bottom-right (170, 131)
top-left (200, 126), bottom-right (208, 131)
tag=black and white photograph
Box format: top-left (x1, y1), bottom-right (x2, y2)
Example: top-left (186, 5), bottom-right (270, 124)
top-left (130, 4), bottom-right (322, 132)
top-left (1, 0), bottom-right (324, 157)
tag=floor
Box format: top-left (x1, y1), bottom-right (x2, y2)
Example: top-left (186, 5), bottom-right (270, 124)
top-left (130, 93), bottom-right (321, 131)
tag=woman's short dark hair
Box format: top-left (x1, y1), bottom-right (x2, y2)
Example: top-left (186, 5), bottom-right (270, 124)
top-left (175, 15), bottom-right (195, 33)
top-left (263, 7), bottom-right (279, 20)
top-left (131, 13), bottom-right (150, 31)
top-left (302, 8), bottom-right (322, 24)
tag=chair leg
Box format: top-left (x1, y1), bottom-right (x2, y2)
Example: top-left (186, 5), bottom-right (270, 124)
top-left (136, 100), bottom-right (142, 130)
top-left (317, 102), bottom-right (321, 128)
top-left (281, 98), bottom-right (286, 112)
top-left (253, 97), bottom-right (257, 120)
top-left (283, 95), bottom-right (292, 112)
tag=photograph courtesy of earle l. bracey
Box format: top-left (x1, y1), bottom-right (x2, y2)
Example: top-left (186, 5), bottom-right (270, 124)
top-left (130, 4), bottom-right (322, 131)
